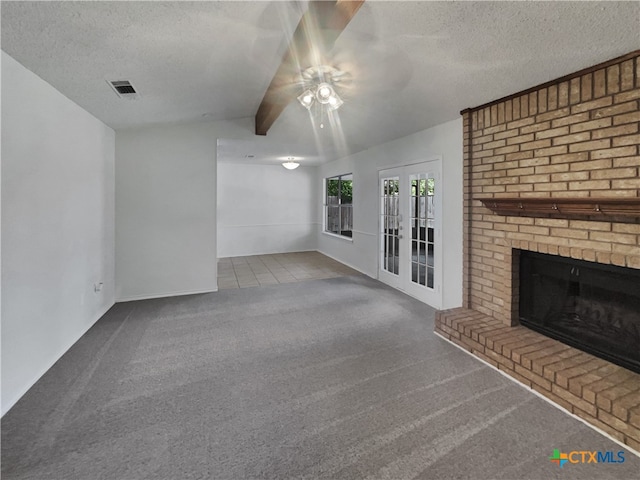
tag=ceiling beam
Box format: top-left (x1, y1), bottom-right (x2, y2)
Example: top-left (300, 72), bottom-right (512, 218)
top-left (255, 0), bottom-right (365, 136)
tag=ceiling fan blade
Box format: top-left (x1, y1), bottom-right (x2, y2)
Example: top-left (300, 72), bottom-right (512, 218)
top-left (255, 0), bottom-right (365, 136)
top-left (329, 34), bottom-right (414, 99)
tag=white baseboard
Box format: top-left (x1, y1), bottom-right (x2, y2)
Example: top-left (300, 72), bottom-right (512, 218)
top-left (116, 287), bottom-right (217, 303)
top-left (314, 249), bottom-right (373, 279)
top-left (1, 301), bottom-right (115, 417)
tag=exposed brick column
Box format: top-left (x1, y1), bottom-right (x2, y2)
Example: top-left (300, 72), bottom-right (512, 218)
top-left (462, 111), bottom-right (472, 309)
top-left (459, 50), bottom-right (640, 326)
top-left (439, 50), bottom-right (640, 454)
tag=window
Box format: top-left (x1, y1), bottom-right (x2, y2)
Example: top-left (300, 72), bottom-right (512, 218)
top-left (325, 174), bottom-right (353, 238)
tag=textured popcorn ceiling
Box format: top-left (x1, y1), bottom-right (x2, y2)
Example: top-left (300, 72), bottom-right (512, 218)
top-left (2, 1), bottom-right (639, 163)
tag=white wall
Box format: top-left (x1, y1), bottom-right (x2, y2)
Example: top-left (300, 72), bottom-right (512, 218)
top-left (318, 118), bottom-right (464, 310)
top-left (1, 52), bottom-right (115, 414)
top-left (217, 163), bottom-right (318, 257)
top-left (115, 119), bottom-right (253, 301)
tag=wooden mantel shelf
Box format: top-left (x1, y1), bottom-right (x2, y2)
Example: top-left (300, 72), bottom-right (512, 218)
top-left (478, 197), bottom-right (640, 219)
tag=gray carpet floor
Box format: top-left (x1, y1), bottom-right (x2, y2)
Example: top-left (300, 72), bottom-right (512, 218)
top-left (2, 275), bottom-right (639, 480)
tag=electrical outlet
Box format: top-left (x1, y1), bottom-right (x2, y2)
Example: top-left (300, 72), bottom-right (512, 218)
top-left (94, 282), bottom-right (103, 293)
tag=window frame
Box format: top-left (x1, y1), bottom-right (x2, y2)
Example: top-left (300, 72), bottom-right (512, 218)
top-left (324, 173), bottom-right (353, 239)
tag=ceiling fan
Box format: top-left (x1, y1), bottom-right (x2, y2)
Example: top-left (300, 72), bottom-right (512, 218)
top-left (255, 0), bottom-right (365, 135)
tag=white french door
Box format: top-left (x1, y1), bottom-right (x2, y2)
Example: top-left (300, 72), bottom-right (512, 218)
top-left (378, 161), bottom-right (441, 308)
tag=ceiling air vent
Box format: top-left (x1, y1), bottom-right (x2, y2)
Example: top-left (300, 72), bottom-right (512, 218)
top-left (108, 80), bottom-right (139, 99)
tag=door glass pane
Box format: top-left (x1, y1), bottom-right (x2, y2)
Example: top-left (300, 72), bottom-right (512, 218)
top-left (381, 176), bottom-right (400, 276)
top-left (426, 175), bottom-right (435, 288)
top-left (409, 172), bottom-right (435, 289)
top-left (409, 174), bottom-right (421, 287)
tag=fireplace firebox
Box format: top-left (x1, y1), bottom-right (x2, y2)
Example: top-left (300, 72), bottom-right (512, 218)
top-left (519, 251), bottom-right (640, 373)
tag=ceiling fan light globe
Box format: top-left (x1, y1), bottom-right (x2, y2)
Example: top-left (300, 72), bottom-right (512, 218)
top-left (316, 83), bottom-right (334, 104)
top-left (327, 93), bottom-right (343, 111)
top-left (297, 89), bottom-right (315, 110)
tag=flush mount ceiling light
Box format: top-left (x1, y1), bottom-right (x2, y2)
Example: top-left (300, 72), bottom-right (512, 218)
top-left (296, 66), bottom-right (345, 113)
top-left (282, 157), bottom-right (300, 170)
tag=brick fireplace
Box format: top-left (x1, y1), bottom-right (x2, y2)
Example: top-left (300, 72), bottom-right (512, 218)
top-left (436, 51), bottom-right (640, 452)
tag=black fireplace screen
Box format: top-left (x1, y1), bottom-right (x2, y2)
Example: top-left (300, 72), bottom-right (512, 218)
top-left (519, 251), bottom-right (640, 373)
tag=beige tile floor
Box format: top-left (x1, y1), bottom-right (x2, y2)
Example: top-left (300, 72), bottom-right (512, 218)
top-left (217, 251), bottom-right (360, 289)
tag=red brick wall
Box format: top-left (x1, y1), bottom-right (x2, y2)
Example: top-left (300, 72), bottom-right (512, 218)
top-left (463, 51), bottom-right (640, 325)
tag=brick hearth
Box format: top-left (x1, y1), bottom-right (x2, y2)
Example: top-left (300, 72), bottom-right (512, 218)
top-left (435, 308), bottom-right (640, 452)
top-left (442, 50), bottom-right (640, 453)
